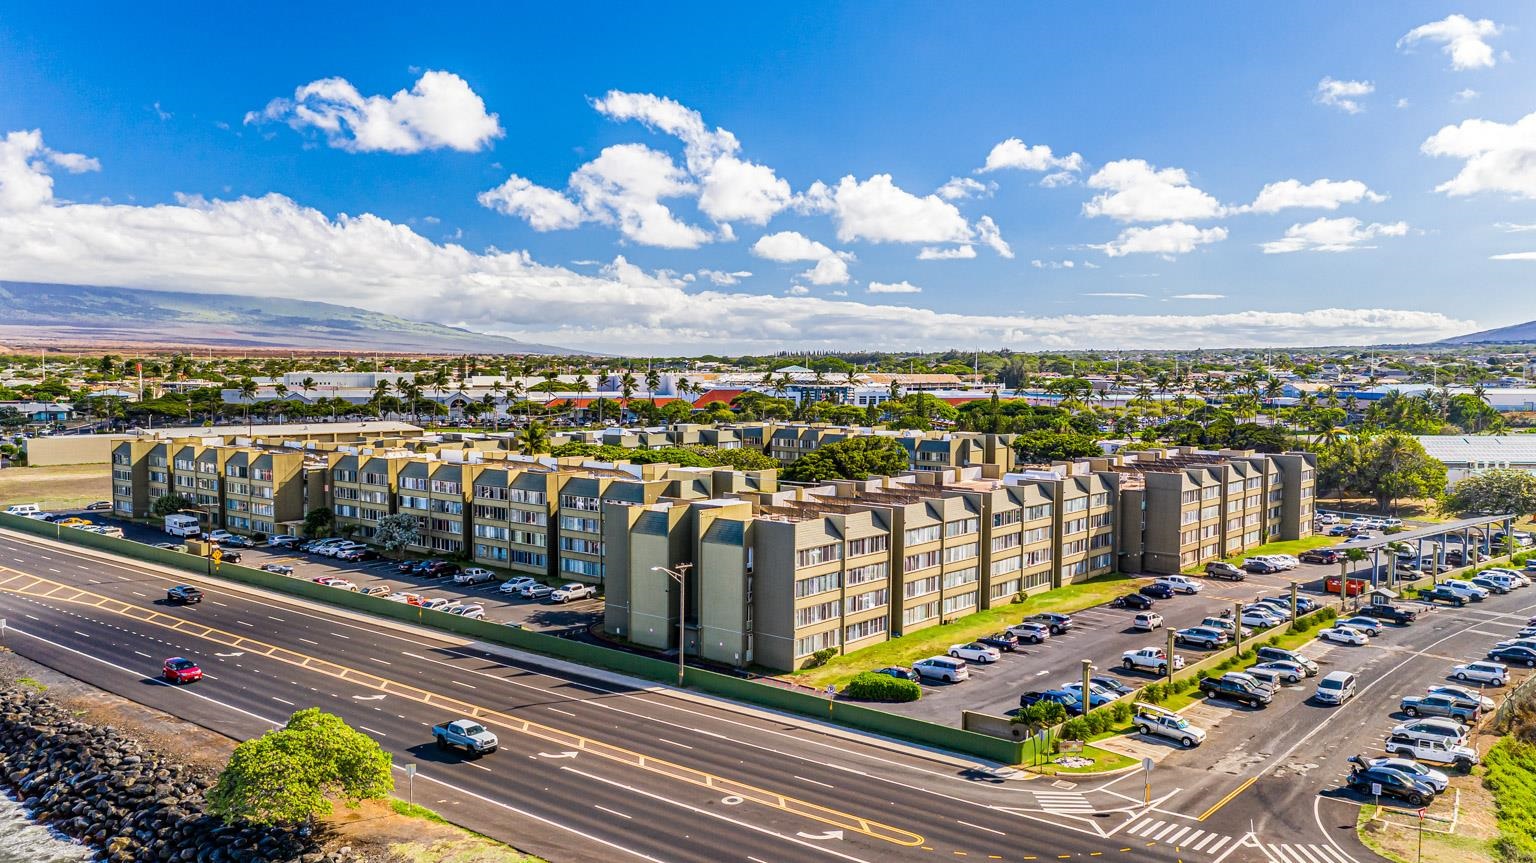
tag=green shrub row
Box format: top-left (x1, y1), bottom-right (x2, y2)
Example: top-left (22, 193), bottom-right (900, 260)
top-left (841, 671), bottom-right (921, 703)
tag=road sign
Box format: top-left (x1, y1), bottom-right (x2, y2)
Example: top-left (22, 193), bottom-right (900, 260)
top-left (1142, 756), bottom-right (1155, 774)
top-left (1059, 740), bottom-right (1084, 753)
top-left (211, 548), bottom-right (223, 563)
top-left (403, 763), bottom-right (416, 778)
top-left (1371, 782), bottom-right (1383, 797)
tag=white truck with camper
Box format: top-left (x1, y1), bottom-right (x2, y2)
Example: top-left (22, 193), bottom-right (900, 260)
top-left (163, 513), bottom-right (201, 538)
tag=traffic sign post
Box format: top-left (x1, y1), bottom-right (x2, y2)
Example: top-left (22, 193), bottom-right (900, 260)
top-left (1143, 756), bottom-right (1154, 804)
top-left (211, 547), bottom-right (222, 573)
top-left (403, 763), bottom-right (417, 806)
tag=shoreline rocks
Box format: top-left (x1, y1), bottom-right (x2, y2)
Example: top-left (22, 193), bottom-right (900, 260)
top-left (0, 685), bottom-right (362, 863)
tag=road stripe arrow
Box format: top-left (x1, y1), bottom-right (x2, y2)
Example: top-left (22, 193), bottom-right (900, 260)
top-left (796, 830), bottom-right (845, 841)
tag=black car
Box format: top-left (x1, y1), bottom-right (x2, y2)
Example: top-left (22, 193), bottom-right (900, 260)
top-left (874, 666), bottom-right (920, 682)
top-left (977, 632), bottom-right (1020, 652)
top-left (1198, 676), bottom-right (1271, 708)
top-left (214, 549), bottom-right (242, 563)
top-left (1025, 613), bottom-right (1073, 634)
top-left (1490, 645), bottom-right (1536, 667)
top-left (1243, 560), bottom-right (1281, 574)
top-left (1423, 586), bottom-right (1468, 607)
top-left (1019, 691), bottom-right (1073, 710)
top-left (1299, 548), bottom-right (1340, 565)
top-left (1090, 676), bottom-right (1136, 697)
top-left (1112, 592), bottom-right (1156, 610)
top-left (84, 501), bottom-right (112, 512)
top-left (1139, 583), bottom-right (1176, 600)
top-left (166, 585), bottom-right (203, 605)
top-left (397, 559), bottom-right (427, 574)
top-left (424, 561), bottom-right (460, 578)
top-left (1345, 766), bottom-right (1436, 806)
top-left (1358, 604), bottom-right (1418, 624)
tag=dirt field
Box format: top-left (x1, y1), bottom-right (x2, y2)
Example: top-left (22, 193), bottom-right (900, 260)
top-left (0, 650), bottom-right (539, 863)
top-left (0, 463), bottom-right (111, 511)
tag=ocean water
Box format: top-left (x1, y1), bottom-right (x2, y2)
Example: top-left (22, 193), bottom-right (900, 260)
top-left (0, 793), bottom-right (92, 863)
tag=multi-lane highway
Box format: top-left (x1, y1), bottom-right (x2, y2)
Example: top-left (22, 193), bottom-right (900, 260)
top-left (0, 527), bottom-right (1210, 863)
top-left (2, 525), bottom-right (1522, 863)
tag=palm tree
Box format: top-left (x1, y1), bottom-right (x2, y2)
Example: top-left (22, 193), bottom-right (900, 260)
top-left (619, 372), bottom-right (638, 423)
top-left (645, 369), bottom-right (662, 401)
top-left (238, 378), bottom-right (257, 433)
top-left (519, 420), bottom-right (550, 454)
top-left (299, 376), bottom-right (316, 402)
top-left (479, 393), bottom-right (499, 430)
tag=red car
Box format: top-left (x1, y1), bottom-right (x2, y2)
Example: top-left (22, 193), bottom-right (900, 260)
top-left (1325, 575), bottom-right (1368, 596)
top-left (162, 657), bottom-right (202, 684)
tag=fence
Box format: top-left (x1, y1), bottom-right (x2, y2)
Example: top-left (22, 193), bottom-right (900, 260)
top-left (0, 513), bottom-right (1025, 764)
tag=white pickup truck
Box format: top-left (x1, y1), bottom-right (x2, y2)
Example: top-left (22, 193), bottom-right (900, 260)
top-left (432, 719), bottom-right (499, 756)
top-left (1122, 647), bottom-right (1184, 675)
top-left (1384, 733), bottom-right (1479, 772)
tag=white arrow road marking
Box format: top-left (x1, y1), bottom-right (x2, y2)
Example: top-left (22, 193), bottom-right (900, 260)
top-left (539, 751), bottom-right (579, 759)
top-left (796, 830), bottom-right (845, 841)
top-left (214, 651), bottom-right (244, 657)
top-left (351, 694), bottom-right (387, 701)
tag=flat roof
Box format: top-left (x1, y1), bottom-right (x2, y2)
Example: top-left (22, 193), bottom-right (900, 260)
top-left (1415, 435), bottom-right (1536, 465)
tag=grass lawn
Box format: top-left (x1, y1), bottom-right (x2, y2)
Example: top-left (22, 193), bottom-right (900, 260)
top-left (1317, 496), bottom-right (1453, 523)
top-left (787, 573), bottom-right (1138, 688)
top-left (0, 463), bottom-right (110, 511)
top-left (1027, 743), bottom-right (1138, 775)
top-left (384, 799), bottom-right (545, 863)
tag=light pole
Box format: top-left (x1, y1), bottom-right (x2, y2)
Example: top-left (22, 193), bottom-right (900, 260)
top-left (651, 563), bottom-right (693, 687)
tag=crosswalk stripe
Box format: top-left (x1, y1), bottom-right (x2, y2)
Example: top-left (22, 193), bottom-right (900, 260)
top-left (1295, 846), bottom-right (1328, 863)
top-left (1272, 846), bottom-right (1303, 863)
top-left (1187, 831), bottom-right (1211, 850)
top-left (1153, 822), bottom-right (1183, 841)
top-left (1316, 845), bottom-right (1354, 863)
top-left (1132, 819), bottom-right (1164, 837)
top-left (1205, 835), bottom-right (1231, 855)
top-left (1165, 826), bottom-right (1191, 845)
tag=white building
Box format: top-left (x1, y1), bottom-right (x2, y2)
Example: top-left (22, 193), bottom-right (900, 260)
top-left (1416, 435), bottom-right (1536, 488)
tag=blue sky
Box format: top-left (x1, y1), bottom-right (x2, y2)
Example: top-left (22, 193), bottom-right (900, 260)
top-left (1, 4), bottom-right (1534, 354)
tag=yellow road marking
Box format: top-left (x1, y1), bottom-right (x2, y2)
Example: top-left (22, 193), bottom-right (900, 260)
top-left (0, 568), bottom-right (924, 847)
top-left (1197, 773), bottom-right (1260, 821)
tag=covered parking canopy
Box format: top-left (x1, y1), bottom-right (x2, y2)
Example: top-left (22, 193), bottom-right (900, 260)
top-left (1326, 513), bottom-right (1518, 588)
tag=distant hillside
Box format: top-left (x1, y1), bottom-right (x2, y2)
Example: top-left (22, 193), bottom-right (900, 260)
top-left (0, 282), bottom-right (577, 355)
top-left (1440, 320), bottom-right (1536, 346)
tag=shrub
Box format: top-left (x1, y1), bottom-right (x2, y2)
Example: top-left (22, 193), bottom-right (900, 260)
top-left (1195, 669), bottom-right (1211, 681)
top-left (1238, 648), bottom-right (1255, 661)
top-left (1109, 702), bottom-right (1133, 724)
top-left (1267, 635), bottom-right (1282, 647)
top-left (1143, 683), bottom-right (1165, 703)
top-left (1485, 738), bottom-right (1536, 861)
top-left (1059, 717), bottom-right (1090, 741)
top-left (842, 672), bottom-right (921, 703)
top-left (801, 647), bottom-right (839, 670)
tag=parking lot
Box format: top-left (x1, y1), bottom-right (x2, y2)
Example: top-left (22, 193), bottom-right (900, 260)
top-left (50, 513), bottom-right (604, 633)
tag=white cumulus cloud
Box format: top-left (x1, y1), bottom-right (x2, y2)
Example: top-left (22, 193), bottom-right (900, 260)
top-left (1399, 14), bottom-right (1503, 70)
top-left (750, 230), bottom-right (852, 285)
top-left (1170, 293), bottom-right (1226, 300)
top-left (1095, 222), bottom-right (1228, 258)
top-left (1083, 159), bottom-right (1225, 223)
top-left (978, 138), bottom-right (1083, 174)
top-left (247, 70), bottom-right (503, 153)
top-left (936, 176), bottom-right (992, 200)
top-left (0, 130), bottom-right (98, 213)
top-left (1422, 110), bottom-right (1536, 199)
top-left (974, 215), bottom-right (1013, 258)
top-left (1261, 217), bottom-right (1409, 253)
top-left (697, 269), bottom-right (752, 285)
top-left (1315, 78), bottom-right (1374, 114)
top-left (800, 174), bottom-right (974, 245)
top-left (868, 280), bottom-right (922, 294)
top-left (1240, 178), bottom-right (1386, 214)
top-left (917, 245), bottom-right (977, 260)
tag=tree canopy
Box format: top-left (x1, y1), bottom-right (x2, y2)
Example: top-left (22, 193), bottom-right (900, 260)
top-left (150, 493), bottom-right (196, 518)
top-left (1013, 430), bottom-right (1102, 463)
top-left (208, 708), bottom-right (392, 826)
top-left (1442, 468), bottom-right (1536, 519)
top-left (782, 436), bottom-right (910, 483)
top-left (1316, 432), bottom-right (1447, 513)
top-left (374, 512), bottom-right (421, 558)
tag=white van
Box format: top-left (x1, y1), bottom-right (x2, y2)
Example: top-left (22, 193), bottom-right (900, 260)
top-left (4, 504), bottom-right (40, 516)
top-left (912, 656), bottom-right (970, 683)
top-left (1314, 671), bottom-right (1357, 705)
top-left (163, 513), bottom-right (202, 537)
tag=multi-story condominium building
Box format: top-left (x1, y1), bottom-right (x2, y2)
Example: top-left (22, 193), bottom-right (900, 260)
top-left (110, 437), bottom-right (325, 534)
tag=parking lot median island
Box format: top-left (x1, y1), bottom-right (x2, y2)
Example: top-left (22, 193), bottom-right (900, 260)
top-left (787, 573), bottom-right (1137, 690)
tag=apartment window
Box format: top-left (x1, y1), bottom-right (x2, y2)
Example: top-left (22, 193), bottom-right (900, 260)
top-left (113, 500), bottom-right (132, 514)
top-left (796, 543), bottom-right (843, 568)
top-left (944, 543), bottom-right (978, 564)
top-left (1063, 539), bottom-right (1088, 556)
top-left (511, 550), bottom-right (547, 567)
top-left (794, 600), bottom-right (840, 628)
top-left (226, 465), bottom-right (247, 479)
top-left (333, 504), bottom-right (358, 518)
top-left (1202, 542), bottom-right (1220, 558)
top-left (333, 469), bottom-right (358, 483)
top-left (1090, 532), bottom-right (1113, 550)
top-left (150, 455), bottom-right (167, 467)
top-left (1246, 495), bottom-right (1262, 509)
top-left (846, 535), bottom-right (888, 556)
top-left (361, 471), bottom-right (388, 485)
top-left (1023, 548), bottom-right (1053, 567)
top-left (476, 544), bottom-right (509, 562)
top-left (362, 490), bottom-right (388, 505)
top-left (429, 517), bottom-right (461, 535)
top-left (1090, 552), bottom-right (1113, 570)
top-left (250, 468), bottom-right (272, 482)
top-left (560, 515), bottom-right (601, 533)
top-left (197, 461), bottom-right (217, 474)
top-left (360, 508), bottom-right (386, 522)
top-left (429, 537), bottom-right (462, 553)
top-left (903, 524), bottom-right (942, 545)
top-left (473, 524), bottom-right (509, 541)
top-left (795, 572), bottom-right (841, 598)
top-left (225, 516), bottom-right (250, 530)
top-left (510, 529), bottom-right (546, 547)
top-left (991, 533), bottom-right (1022, 553)
top-left (794, 630), bottom-right (840, 658)
top-left (430, 499), bottom-right (463, 515)
top-left (1203, 486), bottom-right (1221, 500)
top-left (903, 601), bottom-right (940, 626)
top-left (1025, 503), bottom-right (1053, 521)
top-left (1180, 490), bottom-right (1199, 505)
top-left (845, 561), bottom-right (888, 586)
top-left (1180, 509), bottom-right (1198, 526)
top-left (1064, 497), bottom-right (1088, 513)
top-left (400, 476), bottom-right (427, 492)
top-left (511, 509), bottom-right (548, 526)
top-left (174, 458), bottom-right (194, 471)
top-left (1022, 526), bottom-right (1049, 544)
top-left (1202, 524), bottom-right (1221, 539)
top-left (904, 574), bottom-right (941, 598)
top-left (113, 484), bottom-right (131, 498)
top-left (1227, 500), bottom-right (1242, 514)
top-left (560, 558), bottom-right (604, 578)
top-left (400, 495), bottom-right (429, 510)
top-left (475, 484), bottom-right (509, 501)
top-left (844, 617), bottom-right (887, 643)
top-left (1061, 560), bottom-right (1088, 579)
top-left (942, 592), bottom-right (977, 615)
top-left (1090, 492), bottom-right (1109, 508)
top-left (903, 549), bottom-right (941, 571)
top-left (992, 509), bottom-right (1022, 528)
top-left (991, 556), bottom-right (1022, 576)
top-left (943, 567), bottom-right (978, 589)
top-left (226, 482), bottom-right (250, 496)
top-left (561, 494), bottom-right (601, 512)
top-left (990, 578), bottom-right (1022, 599)
top-left (944, 517), bottom-right (978, 538)
top-left (112, 452), bottom-right (130, 466)
top-left (1064, 517), bottom-right (1088, 534)
top-left (224, 499), bottom-right (247, 513)
top-left (254, 487), bottom-right (273, 500)
top-left (1181, 528), bottom-right (1199, 545)
top-left (332, 486), bottom-right (359, 501)
top-left (1246, 477), bottom-right (1263, 490)
top-left (845, 588), bottom-right (888, 614)
top-left (430, 479), bottom-right (461, 495)
top-left (559, 536), bottom-right (603, 555)
top-left (1200, 505), bottom-right (1220, 520)
top-left (112, 468), bottom-right (134, 482)
top-left (149, 470), bottom-right (167, 484)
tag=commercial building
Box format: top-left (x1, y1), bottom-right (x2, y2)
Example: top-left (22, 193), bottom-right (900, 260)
top-left (1415, 435), bottom-right (1536, 488)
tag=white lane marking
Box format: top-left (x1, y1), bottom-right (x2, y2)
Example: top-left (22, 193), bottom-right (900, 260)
top-left (955, 819), bottom-right (1006, 836)
top-left (210, 600), bottom-right (228, 607)
top-left (267, 616), bottom-right (285, 622)
top-left (450, 680), bottom-right (475, 689)
top-left (1206, 835), bottom-right (1233, 854)
top-left (272, 696), bottom-right (295, 706)
top-left (794, 775), bottom-right (834, 789)
top-left (330, 632), bottom-right (350, 639)
top-left (48, 568), bottom-right (61, 574)
top-left (71, 630), bottom-right (91, 638)
top-left (235, 620), bottom-right (254, 628)
top-left (369, 657), bottom-right (392, 665)
top-left (133, 650), bottom-right (151, 658)
top-left (594, 804), bottom-right (632, 820)
top-left (131, 591), bottom-right (147, 597)
top-left (657, 738), bottom-right (693, 750)
top-left (358, 726), bottom-right (386, 737)
top-left (561, 765), bottom-right (875, 863)
top-left (299, 638), bottom-right (319, 645)
top-left (546, 706), bottom-right (575, 717)
top-left (1164, 825), bottom-right (1191, 844)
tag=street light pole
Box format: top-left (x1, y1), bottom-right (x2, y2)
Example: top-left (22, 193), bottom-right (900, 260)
top-left (651, 563), bottom-right (693, 687)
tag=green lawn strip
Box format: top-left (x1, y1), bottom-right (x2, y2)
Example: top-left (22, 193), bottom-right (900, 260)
top-left (1182, 535), bottom-right (1337, 574)
top-left (1027, 744), bottom-right (1138, 775)
top-left (788, 573), bottom-right (1137, 688)
top-left (1483, 737), bottom-right (1536, 862)
top-left (1355, 805), bottom-right (1410, 863)
top-left (388, 799), bottom-right (544, 860)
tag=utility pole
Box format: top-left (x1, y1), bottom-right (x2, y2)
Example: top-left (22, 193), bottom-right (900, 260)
top-left (1081, 659), bottom-right (1094, 714)
top-left (1165, 627), bottom-right (1176, 683)
top-left (650, 563), bottom-right (693, 687)
top-left (1290, 582), bottom-right (1299, 623)
top-left (1233, 601), bottom-right (1244, 653)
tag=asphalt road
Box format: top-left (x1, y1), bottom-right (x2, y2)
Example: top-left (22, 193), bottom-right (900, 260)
top-left (0, 528), bottom-right (1215, 863)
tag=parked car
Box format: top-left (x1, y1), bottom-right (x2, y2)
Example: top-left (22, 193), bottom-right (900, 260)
top-left (1299, 548), bottom-right (1341, 565)
top-left (1198, 675), bottom-right (1271, 708)
top-left (165, 585), bottom-right (203, 605)
top-left (1155, 576), bottom-right (1203, 595)
top-left (1324, 575), bottom-right (1369, 596)
top-left (551, 583), bottom-right (597, 603)
top-left (1050, 684), bottom-right (1113, 714)
top-left (1204, 561), bottom-right (1246, 581)
top-left (1383, 734), bottom-right (1480, 772)
top-left (423, 561), bottom-right (461, 579)
top-left (913, 656), bottom-right (969, 683)
top-left (212, 548), bottom-right (242, 563)
top-left (1345, 765), bottom-right (1436, 806)
top-left (326, 579), bottom-right (359, 592)
top-left (500, 576), bottom-right (538, 594)
top-left (1319, 626), bottom-right (1369, 646)
top-left (949, 642), bottom-right (1002, 663)
top-left (1019, 690), bottom-right (1075, 710)
top-left (1357, 756), bottom-right (1449, 793)
top-left (1249, 660), bottom-right (1307, 684)
top-left (1390, 717), bottom-right (1469, 746)
top-left (206, 529), bottom-right (236, 544)
top-left (449, 604), bottom-right (487, 620)
top-left (453, 567), bottom-right (497, 585)
top-left (1007, 621), bottom-right (1051, 644)
top-left (1489, 645), bottom-right (1536, 667)
top-left (1242, 559), bottom-right (1282, 575)
top-left (398, 559), bottom-right (433, 574)
top-left (1269, 595), bottom-right (1318, 614)
top-left (1132, 612), bottom-right (1163, 631)
top-left (1024, 612), bottom-right (1074, 634)
top-left (1451, 661), bottom-right (1507, 686)
top-left (1111, 592), bottom-right (1156, 610)
top-left (1400, 694), bottom-right (1480, 722)
top-left (1176, 626), bottom-right (1229, 650)
top-left (360, 585), bottom-right (392, 596)
top-left (977, 632), bottom-right (1020, 652)
top-left (1358, 603), bottom-right (1418, 624)
top-left (1337, 616), bottom-right (1383, 636)
top-left (266, 534), bottom-right (300, 548)
top-left (1122, 647), bottom-right (1183, 675)
top-left (1314, 670), bottom-right (1357, 705)
top-left (520, 582), bottom-right (555, 600)
top-left (874, 666), bottom-right (920, 682)
top-left (1425, 685), bottom-right (1495, 713)
top-left (161, 657), bottom-right (203, 684)
top-left (1090, 677), bottom-right (1136, 697)
top-left (1255, 645), bottom-right (1319, 675)
top-left (1443, 579), bottom-right (1490, 600)
top-left (335, 547), bottom-right (377, 562)
top-left (1139, 582), bottom-right (1176, 600)
top-left (1221, 671), bottom-right (1277, 699)
top-left (1200, 616), bottom-right (1251, 639)
top-left (84, 500), bottom-right (111, 511)
top-left (1472, 574), bottom-right (1516, 594)
top-left (259, 563), bottom-right (293, 575)
top-left (1422, 585), bottom-right (1469, 607)
top-left (1240, 608), bottom-right (1283, 628)
top-left (1132, 703), bottom-right (1206, 748)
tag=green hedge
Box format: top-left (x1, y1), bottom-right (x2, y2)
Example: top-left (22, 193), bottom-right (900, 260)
top-left (842, 672), bottom-right (921, 703)
top-left (1485, 737), bottom-right (1536, 862)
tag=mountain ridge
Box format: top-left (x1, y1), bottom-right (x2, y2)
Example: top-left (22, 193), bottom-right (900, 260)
top-left (1440, 319), bottom-right (1536, 346)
